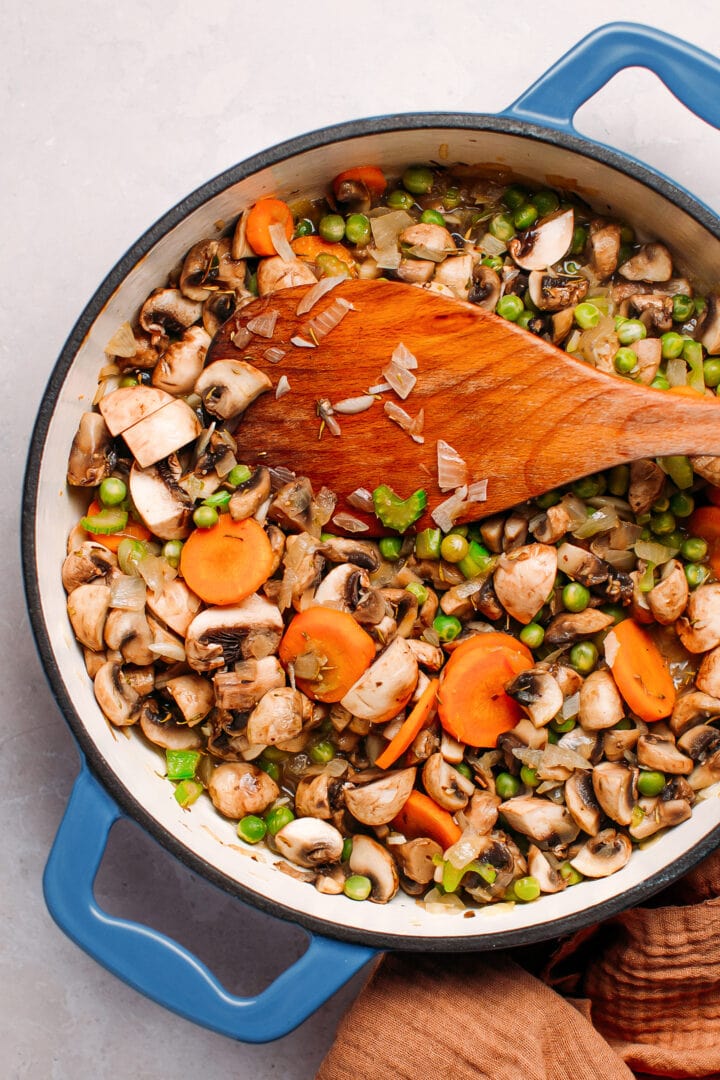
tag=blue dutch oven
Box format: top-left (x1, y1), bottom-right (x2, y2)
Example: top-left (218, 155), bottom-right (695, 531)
top-left (23, 21), bottom-right (720, 1043)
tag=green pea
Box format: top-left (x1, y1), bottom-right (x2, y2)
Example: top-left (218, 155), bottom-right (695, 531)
top-left (503, 185), bottom-right (528, 211)
top-left (661, 454), bottom-right (694, 491)
top-left (387, 189), bottom-right (415, 210)
top-left (262, 746), bottom-right (289, 762)
top-left (570, 225), bottom-right (588, 254)
top-left (533, 190), bottom-right (560, 216)
top-left (550, 715), bottom-right (576, 734)
top-left (309, 740), bottom-right (336, 764)
top-left (535, 490), bottom-right (561, 509)
top-left (440, 533), bottom-right (469, 563)
top-left (572, 474), bottom-right (604, 499)
top-left (650, 511), bottom-right (676, 536)
top-left (162, 539), bottom-right (183, 568)
top-left (98, 476), bottom-right (127, 507)
top-left (672, 294), bottom-right (695, 322)
top-left (405, 581), bottom-right (429, 605)
top-left (258, 759), bottom-right (281, 783)
top-left (420, 208), bottom-right (446, 227)
top-left (563, 582), bottom-right (591, 612)
top-left (481, 254), bottom-right (503, 271)
top-left (341, 837), bottom-right (353, 862)
top-left (316, 253), bottom-right (349, 278)
top-left (617, 319), bottom-right (647, 346)
top-left (704, 358), bottom-right (720, 388)
top-left (294, 218), bottom-right (314, 238)
top-left (559, 861), bottom-right (583, 886)
top-left (264, 805), bottom-right (295, 835)
top-left (119, 375), bottom-right (139, 387)
top-left (203, 489), bottom-right (232, 509)
top-left (402, 165), bottom-right (434, 195)
top-left (227, 464), bottom-right (252, 487)
top-left (345, 213), bottom-right (371, 245)
top-left (614, 347), bottom-right (638, 375)
top-left (488, 213), bottom-right (516, 242)
top-left (519, 623), bottom-right (545, 649)
top-left (637, 770), bottom-right (666, 797)
top-left (574, 302), bottom-right (601, 330)
top-left (664, 529), bottom-right (686, 550)
top-left (513, 875), bottom-right (541, 902)
top-left (661, 331), bottom-right (685, 360)
top-left (496, 294), bottom-right (524, 322)
top-left (681, 536), bottom-right (708, 562)
top-left (237, 815), bottom-right (267, 844)
top-left (455, 761), bottom-right (473, 781)
top-left (495, 772), bottom-right (521, 799)
top-left (443, 187), bottom-right (461, 210)
top-left (433, 614), bottom-right (462, 643)
top-left (513, 204), bottom-right (538, 230)
top-left (569, 641), bottom-right (598, 674)
top-left (318, 214), bottom-right (345, 242)
top-left (344, 874), bottom-right (372, 901)
top-left (520, 764), bottom-right (539, 788)
top-left (379, 536), bottom-right (403, 560)
top-left (670, 491), bottom-right (695, 518)
top-left (685, 563), bottom-right (709, 588)
top-left (608, 464), bottom-right (630, 497)
top-left (415, 527), bottom-right (442, 560)
top-left (193, 505), bottom-right (219, 529)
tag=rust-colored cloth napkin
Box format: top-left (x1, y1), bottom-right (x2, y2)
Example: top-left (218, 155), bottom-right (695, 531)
top-left (316, 849), bottom-right (720, 1080)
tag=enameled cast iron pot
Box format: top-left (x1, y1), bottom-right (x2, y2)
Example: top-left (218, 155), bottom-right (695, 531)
top-left (24, 22), bottom-right (720, 1043)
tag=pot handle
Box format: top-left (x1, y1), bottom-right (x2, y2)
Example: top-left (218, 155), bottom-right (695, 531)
top-left (503, 22), bottom-right (720, 133)
top-left (43, 765), bottom-right (377, 1042)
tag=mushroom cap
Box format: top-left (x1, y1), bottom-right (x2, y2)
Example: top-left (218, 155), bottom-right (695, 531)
top-left (246, 687), bottom-right (310, 746)
top-left (505, 668), bottom-right (563, 728)
top-left (527, 844), bottom-right (566, 894)
top-left (151, 325), bottom-right (211, 396)
top-left (129, 460), bottom-right (193, 541)
top-left (499, 795), bottom-right (579, 847)
top-left (677, 583), bottom-right (720, 653)
top-left (93, 660), bottom-right (141, 726)
top-left (139, 287), bottom-right (203, 335)
top-left (163, 674), bottom-right (215, 725)
top-left (677, 723), bottom-right (720, 763)
top-left (579, 669), bottom-right (626, 731)
top-left (421, 753), bottom-right (474, 811)
top-left (629, 796), bottom-right (692, 839)
top-left (592, 761), bottom-right (638, 826)
top-left (647, 559), bottom-right (689, 625)
top-left (139, 702), bottom-right (204, 750)
top-left (103, 607), bottom-right (155, 667)
top-left (62, 542), bottom-right (118, 593)
top-left (66, 412), bottom-right (113, 486)
top-left (207, 762), bottom-right (279, 819)
top-left (637, 733), bottom-right (693, 775)
top-left (67, 582), bottom-right (111, 652)
top-left (194, 359), bottom-right (271, 420)
top-left (527, 271), bottom-right (588, 312)
top-left (670, 690), bottom-right (720, 737)
top-left (393, 837), bottom-right (443, 884)
top-left (341, 637), bottom-right (418, 724)
top-left (544, 608), bottom-right (614, 647)
top-left (257, 256), bottom-right (317, 296)
top-left (348, 834), bottom-right (399, 903)
top-left (619, 242), bottom-right (673, 283)
top-left (570, 829), bottom-right (632, 878)
top-left (185, 594), bottom-right (283, 672)
top-left (493, 543), bottom-right (558, 625)
top-left (274, 817), bottom-right (344, 869)
top-left (507, 208), bottom-right (574, 271)
top-left (432, 253), bottom-right (475, 300)
top-left (145, 577), bottom-right (202, 637)
top-left (698, 293), bottom-right (720, 355)
top-left (564, 770), bottom-right (602, 837)
top-left (344, 767), bottom-right (416, 826)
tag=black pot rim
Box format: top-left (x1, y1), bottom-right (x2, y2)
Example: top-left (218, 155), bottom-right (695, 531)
top-left (23, 109), bottom-right (720, 952)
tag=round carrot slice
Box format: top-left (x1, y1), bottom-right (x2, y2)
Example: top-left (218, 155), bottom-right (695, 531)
top-left (332, 165), bottom-right (388, 199)
top-left (291, 235), bottom-right (357, 270)
top-left (438, 646), bottom-right (533, 748)
top-left (605, 618), bottom-right (676, 722)
top-left (179, 517), bottom-right (274, 606)
top-left (278, 606), bottom-right (376, 703)
top-left (445, 631), bottom-right (532, 667)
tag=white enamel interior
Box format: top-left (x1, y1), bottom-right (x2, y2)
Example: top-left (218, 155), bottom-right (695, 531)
top-left (36, 125), bottom-right (720, 943)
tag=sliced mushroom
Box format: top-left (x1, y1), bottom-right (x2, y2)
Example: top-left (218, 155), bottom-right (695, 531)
top-left (151, 325), bottom-right (211, 395)
top-left (505, 669), bottom-right (563, 728)
top-left (317, 536), bottom-right (380, 571)
top-left (544, 608), bottom-right (614, 646)
top-left (348, 834), bottom-right (399, 903)
top-left (400, 222), bottom-right (455, 259)
top-left (527, 844), bottom-right (566, 894)
top-left (212, 657), bottom-right (286, 711)
top-left (629, 797), bottom-right (692, 840)
top-left (579, 669), bottom-right (626, 731)
top-left (103, 608), bottom-right (154, 666)
top-left (246, 687), bottom-right (312, 746)
top-left (431, 254), bottom-right (475, 301)
top-left (269, 478), bottom-right (317, 535)
top-left (314, 865), bottom-right (347, 895)
top-left (422, 753), bottom-right (474, 811)
top-left (603, 724), bottom-right (642, 762)
top-left (405, 639), bottom-right (445, 672)
top-left (67, 412), bottom-right (113, 486)
top-left (393, 837), bottom-right (442, 884)
top-left (294, 773), bottom-right (338, 820)
top-left (461, 789), bottom-right (501, 834)
top-left (274, 817), bottom-right (344, 868)
top-left (344, 767), bottom-right (416, 826)
top-left (396, 257), bottom-right (435, 284)
top-left (528, 271), bottom-right (588, 312)
top-left (677, 583), bottom-right (720, 653)
top-left (551, 307), bottom-right (575, 346)
top-left (670, 690), bottom-right (720, 737)
top-left (194, 359), bottom-right (271, 420)
top-left (163, 674), bottom-right (215, 725)
top-left (588, 220), bottom-right (621, 278)
top-left (677, 723), bottom-right (720, 763)
top-left (145, 577), bottom-right (202, 637)
top-left (637, 733), bottom-right (693, 775)
top-left (462, 836), bottom-right (517, 900)
top-left (468, 264), bottom-right (502, 310)
top-left (508, 209), bottom-right (574, 271)
top-left (628, 458), bottom-right (666, 516)
top-left (493, 543), bottom-right (557, 625)
top-left (139, 288), bottom-right (203, 336)
top-left (62, 542), bottom-right (118, 593)
top-left (569, 829), bottom-right (632, 878)
top-left (690, 455), bottom-right (720, 486)
top-left (564, 770), bottom-right (602, 836)
top-left (499, 795), bottom-right (579, 847)
top-left (313, 563), bottom-right (372, 614)
top-left (229, 467), bottom-right (272, 521)
top-left (257, 256), bottom-right (317, 296)
top-left (67, 583), bottom-right (111, 651)
top-left (619, 242), bottom-right (673, 282)
top-left (139, 701), bottom-right (203, 750)
top-left (207, 761), bottom-right (279, 819)
top-left (98, 385), bottom-right (174, 436)
top-left (631, 296), bottom-right (673, 336)
top-left (94, 660), bottom-right (142, 726)
top-left (185, 595), bottom-right (283, 672)
top-left (341, 637), bottom-right (418, 724)
top-left (179, 239), bottom-right (220, 302)
top-left (592, 761), bottom-right (638, 826)
top-left (698, 292), bottom-right (720, 355)
top-left (129, 458), bottom-right (194, 540)
top-left (647, 558), bottom-right (689, 625)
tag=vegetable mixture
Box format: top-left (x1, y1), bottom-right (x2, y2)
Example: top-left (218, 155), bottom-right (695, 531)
top-left (64, 162), bottom-right (720, 909)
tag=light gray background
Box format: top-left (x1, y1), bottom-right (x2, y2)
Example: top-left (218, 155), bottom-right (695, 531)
top-left (3, 2), bottom-right (720, 1077)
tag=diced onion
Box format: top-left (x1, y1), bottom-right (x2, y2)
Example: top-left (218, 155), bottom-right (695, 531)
top-left (291, 335), bottom-right (316, 348)
top-left (264, 346), bottom-right (286, 364)
top-left (371, 247), bottom-right (402, 270)
top-left (604, 628), bottom-right (620, 668)
top-left (347, 487), bottom-right (375, 512)
top-left (368, 382), bottom-right (392, 394)
top-left (332, 512), bottom-right (370, 533)
top-left (445, 830), bottom-right (486, 870)
top-left (432, 486), bottom-right (468, 532)
top-left (246, 309), bottom-right (279, 338)
top-left (384, 401), bottom-right (425, 444)
top-left (231, 327), bottom-right (253, 349)
top-left (634, 539), bottom-right (679, 564)
top-left (332, 395), bottom-right (375, 415)
top-left (370, 209), bottom-right (414, 250)
top-left (466, 480), bottom-right (489, 502)
top-left (382, 359), bottom-right (416, 400)
top-left (437, 440), bottom-right (469, 492)
top-left (275, 375), bottom-right (291, 399)
top-left (666, 356), bottom-right (688, 387)
top-left (561, 691), bottom-right (580, 720)
top-left (391, 342), bottom-right (418, 369)
top-left (572, 505), bottom-right (619, 539)
top-left (296, 275), bottom-right (346, 315)
top-left (478, 232), bottom-right (507, 256)
top-left (268, 221), bottom-right (296, 262)
top-left (148, 641), bottom-right (186, 663)
top-left (307, 297), bottom-right (352, 341)
top-left (109, 573), bottom-right (147, 611)
top-left (138, 554), bottom-right (178, 595)
top-left (105, 321), bottom-right (137, 358)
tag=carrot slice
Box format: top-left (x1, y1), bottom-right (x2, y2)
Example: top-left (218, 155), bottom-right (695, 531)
top-left (332, 165), bottom-right (387, 199)
top-left (179, 517), bottom-right (273, 606)
top-left (375, 678), bottom-right (439, 770)
top-left (689, 505), bottom-right (720, 578)
top-left (245, 198), bottom-right (294, 257)
top-left (392, 790), bottom-right (462, 850)
top-left (445, 631), bottom-right (532, 666)
top-left (291, 235), bottom-right (357, 270)
top-left (438, 646), bottom-right (532, 748)
top-left (605, 618), bottom-right (676, 722)
top-left (278, 606), bottom-right (375, 703)
top-left (82, 499), bottom-right (151, 553)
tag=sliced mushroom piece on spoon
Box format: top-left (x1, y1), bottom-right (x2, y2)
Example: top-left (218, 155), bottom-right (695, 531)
top-left (570, 829), bottom-right (632, 878)
top-left (348, 834), bottom-right (399, 903)
top-left (344, 767), bottom-right (416, 826)
top-left (257, 256), bottom-right (317, 296)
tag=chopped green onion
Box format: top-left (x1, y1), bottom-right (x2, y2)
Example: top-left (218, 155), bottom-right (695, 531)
top-left (166, 749), bottom-right (201, 781)
top-left (174, 779), bottom-right (204, 808)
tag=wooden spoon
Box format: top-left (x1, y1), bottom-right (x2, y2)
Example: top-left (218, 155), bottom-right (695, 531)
top-left (207, 278), bottom-right (720, 532)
